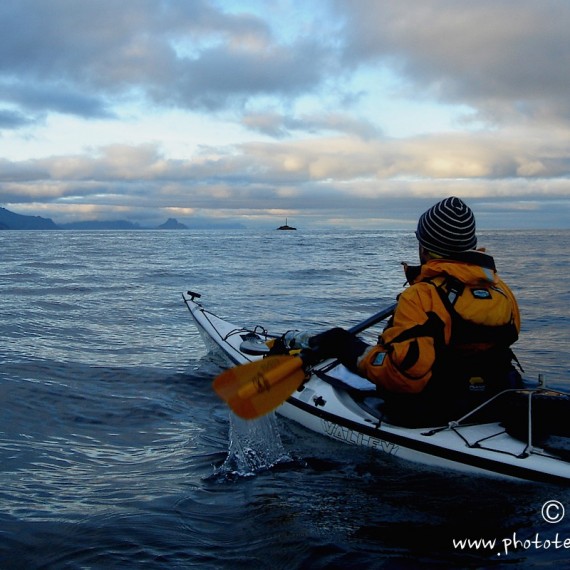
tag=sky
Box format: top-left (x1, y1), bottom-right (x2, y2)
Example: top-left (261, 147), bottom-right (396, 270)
top-left (1, 0), bottom-right (569, 229)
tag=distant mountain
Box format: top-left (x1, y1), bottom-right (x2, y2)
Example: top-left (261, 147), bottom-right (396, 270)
top-left (58, 220), bottom-right (142, 230)
top-left (0, 207), bottom-right (58, 230)
top-left (157, 218), bottom-right (188, 230)
top-left (0, 207), bottom-right (247, 231)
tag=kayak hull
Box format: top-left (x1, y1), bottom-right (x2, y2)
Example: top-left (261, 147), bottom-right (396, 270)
top-left (183, 293), bottom-right (570, 484)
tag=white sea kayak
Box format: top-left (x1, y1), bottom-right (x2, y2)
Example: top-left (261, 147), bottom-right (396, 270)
top-left (183, 292), bottom-right (570, 484)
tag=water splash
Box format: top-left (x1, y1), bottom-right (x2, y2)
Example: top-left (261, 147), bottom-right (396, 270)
top-left (215, 412), bottom-right (293, 478)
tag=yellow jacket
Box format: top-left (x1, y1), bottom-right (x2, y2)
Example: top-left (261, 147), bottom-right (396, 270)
top-left (357, 252), bottom-right (520, 394)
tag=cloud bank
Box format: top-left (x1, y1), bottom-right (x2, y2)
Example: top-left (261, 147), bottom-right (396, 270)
top-left (1, 0), bottom-right (569, 228)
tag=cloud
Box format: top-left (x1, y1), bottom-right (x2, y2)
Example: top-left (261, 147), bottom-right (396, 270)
top-left (163, 39), bottom-right (334, 110)
top-left (2, 133), bottom-right (569, 217)
top-left (4, 1), bottom-right (569, 129)
top-left (242, 110), bottom-right (382, 139)
top-left (334, 0), bottom-right (570, 127)
top-left (3, 132), bottom-right (570, 186)
top-left (2, 0), bottom-right (569, 126)
top-left (0, 0), bottom-right (336, 119)
top-left (0, 108), bottom-right (35, 129)
top-left (1, 1), bottom-right (569, 229)
top-left (1, 81), bottom-right (113, 119)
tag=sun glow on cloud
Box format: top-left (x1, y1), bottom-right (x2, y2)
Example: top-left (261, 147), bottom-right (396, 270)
top-left (0, 0), bottom-right (569, 229)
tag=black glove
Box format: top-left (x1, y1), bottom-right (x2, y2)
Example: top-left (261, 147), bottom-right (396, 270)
top-left (308, 327), bottom-right (369, 370)
top-left (267, 336), bottom-right (289, 356)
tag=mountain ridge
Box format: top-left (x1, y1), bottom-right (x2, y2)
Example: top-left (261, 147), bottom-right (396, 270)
top-left (0, 208), bottom-right (245, 230)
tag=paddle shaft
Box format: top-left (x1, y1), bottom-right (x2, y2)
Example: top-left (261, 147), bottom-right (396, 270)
top-left (346, 303), bottom-right (396, 336)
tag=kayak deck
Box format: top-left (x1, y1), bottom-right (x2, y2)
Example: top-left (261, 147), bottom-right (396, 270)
top-left (183, 292), bottom-right (570, 484)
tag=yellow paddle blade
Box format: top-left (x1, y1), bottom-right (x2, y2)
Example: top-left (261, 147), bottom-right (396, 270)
top-left (212, 356), bottom-right (306, 419)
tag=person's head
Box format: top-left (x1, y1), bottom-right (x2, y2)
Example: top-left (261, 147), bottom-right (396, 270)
top-left (416, 196), bottom-right (477, 262)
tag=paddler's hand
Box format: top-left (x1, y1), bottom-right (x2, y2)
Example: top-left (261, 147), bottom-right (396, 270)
top-left (268, 330), bottom-right (315, 356)
top-left (309, 328), bottom-right (369, 370)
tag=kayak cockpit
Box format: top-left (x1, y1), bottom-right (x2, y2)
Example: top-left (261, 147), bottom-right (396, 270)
top-left (315, 360), bottom-right (570, 462)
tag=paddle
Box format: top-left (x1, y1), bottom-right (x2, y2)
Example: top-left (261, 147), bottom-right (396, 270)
top-left (212, 302), bottom-right (396, 419)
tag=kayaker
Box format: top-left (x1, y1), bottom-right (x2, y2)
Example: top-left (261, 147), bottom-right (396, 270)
top-left (309, 196), bottom-right (522, 426)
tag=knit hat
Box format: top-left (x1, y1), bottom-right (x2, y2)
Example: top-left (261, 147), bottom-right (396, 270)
top-left (416, 196), bottom-right (477, 256)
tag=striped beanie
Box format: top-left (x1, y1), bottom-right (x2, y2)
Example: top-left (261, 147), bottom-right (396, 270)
top-left (416, 197), bottom-right (477, 256)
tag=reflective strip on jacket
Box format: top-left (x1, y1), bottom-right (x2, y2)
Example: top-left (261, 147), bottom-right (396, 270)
top-left (357, 251), bottom-right (521, 394)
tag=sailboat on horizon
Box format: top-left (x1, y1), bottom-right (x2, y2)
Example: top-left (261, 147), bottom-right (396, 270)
top-left (276, 218), bottom-right (297, 231)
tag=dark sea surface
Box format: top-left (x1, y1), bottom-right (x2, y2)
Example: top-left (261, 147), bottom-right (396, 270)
top-left (1, 228), bottom-right (569, 569)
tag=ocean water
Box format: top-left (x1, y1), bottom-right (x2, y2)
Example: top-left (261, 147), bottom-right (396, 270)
top-left (1, 228), bottom-right (569, 569)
